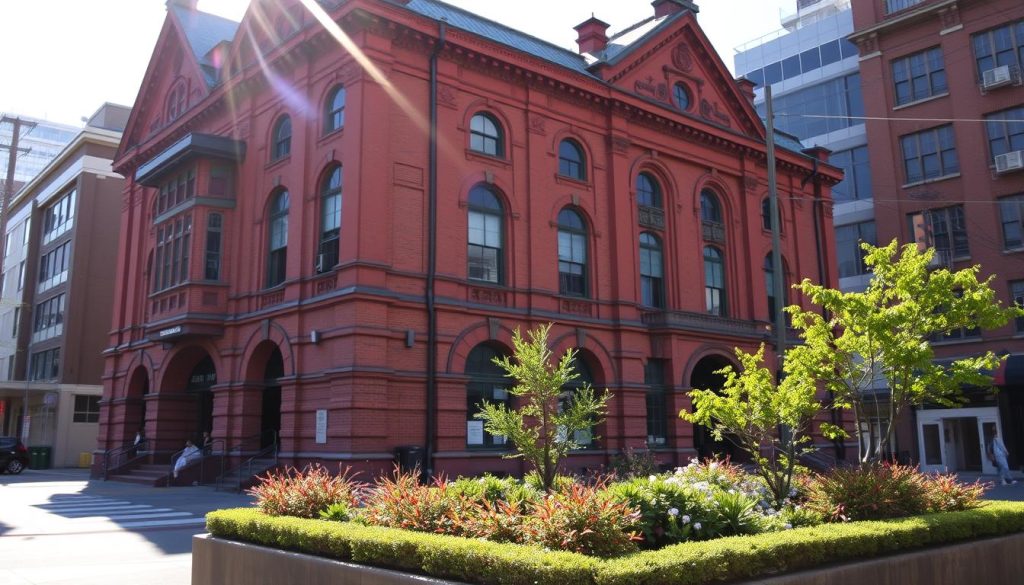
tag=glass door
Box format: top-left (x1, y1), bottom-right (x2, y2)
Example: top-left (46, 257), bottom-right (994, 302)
top-left (920, 422), bottom-right (945, 472)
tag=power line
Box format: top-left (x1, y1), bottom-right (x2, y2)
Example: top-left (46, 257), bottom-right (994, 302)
top-left (776, 112), bottom-right (1024, 124)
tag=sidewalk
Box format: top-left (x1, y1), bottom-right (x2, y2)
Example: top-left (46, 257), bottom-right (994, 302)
top-left (957, 472), bottom-right (1024, 502)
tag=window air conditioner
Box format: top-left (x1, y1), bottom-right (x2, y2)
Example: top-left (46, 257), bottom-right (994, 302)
top-left (982, 65), bottom-right (1017, 90)
top-left (995, 150), bottom-right (1024, 174)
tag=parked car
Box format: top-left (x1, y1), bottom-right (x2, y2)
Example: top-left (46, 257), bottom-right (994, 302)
top-left (0, 436), bottom-right (29, 474)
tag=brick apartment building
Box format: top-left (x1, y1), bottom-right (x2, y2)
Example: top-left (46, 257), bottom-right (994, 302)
top-left (96, 0), bottom-right (846, 481)
top-left (850, 0), bottom-right (1024, 472)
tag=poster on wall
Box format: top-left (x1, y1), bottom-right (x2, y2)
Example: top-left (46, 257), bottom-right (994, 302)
top-left (315, 409), bottom-right (327, 444)
top-left (466, 420), bottom-right (484, 445)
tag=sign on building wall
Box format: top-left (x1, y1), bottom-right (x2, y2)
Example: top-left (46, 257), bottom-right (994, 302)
top-left (315, 409), bottom-right (327, 444)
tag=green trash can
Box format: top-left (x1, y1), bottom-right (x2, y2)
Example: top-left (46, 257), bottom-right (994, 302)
top-left (28, 446), bottom-right (52, 469)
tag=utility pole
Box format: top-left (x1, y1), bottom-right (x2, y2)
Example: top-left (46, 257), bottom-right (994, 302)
top-left (1, 115), bottom-right (35, 261)
top-left (764, 87), bottom-right (787, 368)
top-left (1, 115), bottom-right (36, 443)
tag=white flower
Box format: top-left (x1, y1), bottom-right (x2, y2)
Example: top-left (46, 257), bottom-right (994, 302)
top-left (682, 515), bottom-right (690, 524)
top-left (709, 462), bottom-right (719, 469)
top-left (727, 489), bottom-right (735, 494)
top-left (789, 488), bottom-right (798, 497)
top-left (784, 523), bottom-right (793, 529)
top-left (649, 475), bottom-right (658, 482)
top-left (694, 522), bottom-right (702, 530)
top-left (668, 508), bottom-right (679, 517)
top-left (767, 507), bottom-right (776, 515)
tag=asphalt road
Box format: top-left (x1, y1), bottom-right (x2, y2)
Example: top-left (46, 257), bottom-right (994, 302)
top-left (0, 468), bottom-right (252, 585)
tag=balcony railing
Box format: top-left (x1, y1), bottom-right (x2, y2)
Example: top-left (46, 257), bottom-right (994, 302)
top-left (885, 0), bottom-right (925, 14)
top-left (638, 205), bottom-right (665, 230)
top-left (702, 220), bottom-right (725, 243)
top-left (641, 309), bottom-right (767, 339)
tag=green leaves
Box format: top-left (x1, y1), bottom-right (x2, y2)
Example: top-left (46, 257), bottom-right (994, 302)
top-left (475, 323), bottom-right (611, 492)
top-left (791, 240), bottom-right (1022, 462)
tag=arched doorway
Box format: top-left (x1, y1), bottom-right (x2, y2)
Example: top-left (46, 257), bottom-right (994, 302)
top-left (261, 348), bottom-right (283, 449)
top-left (561, 352), bottom-right (597, 448)
top-left (465, 343), bottom-right (512, 450)
top-left (187, 356), bottom-right (216, 439)
top-left (689, 354), bottom-right (745, 462)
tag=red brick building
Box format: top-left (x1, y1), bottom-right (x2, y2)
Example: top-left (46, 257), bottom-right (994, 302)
top-left (97, 0), bottom-right (844, 480)
top-left (850, 0), bottom-right (1024, 472)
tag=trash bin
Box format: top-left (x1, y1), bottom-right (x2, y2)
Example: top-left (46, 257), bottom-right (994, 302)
top-left (28, 446), bottom-right (52, 469)
top-left (395, 445), bottom-right (423, 472)
top-left (78, 452), bottom-right (93, 468)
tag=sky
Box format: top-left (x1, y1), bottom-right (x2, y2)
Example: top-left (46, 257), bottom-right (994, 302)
top-left (0, 0), bottom-right (790, 128)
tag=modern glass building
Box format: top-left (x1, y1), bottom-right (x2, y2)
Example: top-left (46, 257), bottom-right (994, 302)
top-left (1, 115), bottom-right (80, 187)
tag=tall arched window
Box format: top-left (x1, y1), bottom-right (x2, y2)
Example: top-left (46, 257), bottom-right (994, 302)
top-left (561, 355), bottom-right (596, 447)
top-left (701, 189), bottom-right (723, 224)
top-left (266, 190), bottom-right (289, 287)
top-left (318, 165), bottom-right (342, 273)
top-left (323, 85), bottom-right (345, 134)
top-left (761, 197), bottom-right (783, 232)
top-left (557, 207), bottom-right (588, 297)
top-left (469, 112), bottom-right (504, 157)
top-left (636, 172), bottom-right (662, 208)
top-left (704, 246), bottom-right (726, 316)
top-left (204, 213), bottom-right (222, 281)
top-left (764, 254), bottom-right (789, 322)
top-left (558, 139), bottom-right (586, 180)
top-left (272, 115), bottom-right (292, 161)
top-left (467, 185), bottom-right (503, 284)
top-left (639, 232), bottom-right (664, 308)
top-left (701, 189), bottom-right (724, 243)
top-left (465, 344), bottom-right (511, 449)
top-left (166, 83), bottom-right (186, 122)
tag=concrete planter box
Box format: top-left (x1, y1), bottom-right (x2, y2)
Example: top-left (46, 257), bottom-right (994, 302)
top-left (193, 531), bottom-right (1024, 585)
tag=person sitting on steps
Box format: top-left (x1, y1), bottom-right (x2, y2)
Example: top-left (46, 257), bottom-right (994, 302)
top-left (172, 439), bottom-right (201, 480)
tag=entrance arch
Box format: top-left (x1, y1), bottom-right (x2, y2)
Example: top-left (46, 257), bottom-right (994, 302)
top-left (689, 354), bottom-right (744, 462)
top-left (158, 347), bottom-right (218, 447)
top-left (125, 366), bottom-right (150, 441)
top-left (242, 340), bottom-right (285, 449)
top-left (187, 356), bottom-right (217, 438)
top-left (261, 347), bottom-right (283, 449)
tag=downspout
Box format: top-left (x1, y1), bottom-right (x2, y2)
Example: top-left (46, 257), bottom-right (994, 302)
top-left (425, 22), bottom-right (447, 481)
top-left (803, 157), bottom-right (844, 460)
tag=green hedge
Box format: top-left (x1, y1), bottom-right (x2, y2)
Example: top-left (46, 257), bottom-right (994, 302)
top-left (206, 502), bottom-right (1024, 585)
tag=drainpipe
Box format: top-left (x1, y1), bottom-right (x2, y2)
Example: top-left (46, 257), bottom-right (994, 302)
top-left (424, 22), bottom-right (447, 482)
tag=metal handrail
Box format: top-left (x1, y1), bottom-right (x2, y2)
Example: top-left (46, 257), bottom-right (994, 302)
top-left (167, 439), bottom-right (226, 485)
top-left (216, 430), bottom-right (279, 492)
top-left (103, 438), bottom-right (151, 480)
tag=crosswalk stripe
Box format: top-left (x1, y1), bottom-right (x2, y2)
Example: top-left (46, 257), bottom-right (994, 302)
top-left (61, 506), bottom-right (169, 517)
top-left (118, 517), bottom-right (207, 528)
top-left (94, 512), bottom-right (193, 521)
top-left (38, 501), bottom-right (132, 510)
top-left (39, 504), bottom-right (143, 513)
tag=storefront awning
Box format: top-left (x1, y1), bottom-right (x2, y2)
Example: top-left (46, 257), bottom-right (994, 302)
top-left (994, 354), bottom-right (1024, 387)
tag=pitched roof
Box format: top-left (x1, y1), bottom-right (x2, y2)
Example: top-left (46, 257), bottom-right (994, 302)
top-left (402, 0), bottom-right (594, 76)
top-left (169, 5), bottom-right (240, 87)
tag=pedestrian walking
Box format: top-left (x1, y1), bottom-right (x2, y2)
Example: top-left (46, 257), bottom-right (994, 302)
top-left (988, 429), bottom-right (1016, 486)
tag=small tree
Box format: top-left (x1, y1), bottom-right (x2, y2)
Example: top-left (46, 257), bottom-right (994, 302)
top-left (682, 344), bottom-right (823, 507)
top-left (791, 240), bottom-right (1020, 463)
top-left (475, 323), bottom-right (610, 492)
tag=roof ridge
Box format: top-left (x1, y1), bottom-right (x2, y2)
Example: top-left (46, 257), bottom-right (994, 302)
top-left (413, 0), bottom-right (585, 62)
top-left (608, 15), bottom-right (660, 43)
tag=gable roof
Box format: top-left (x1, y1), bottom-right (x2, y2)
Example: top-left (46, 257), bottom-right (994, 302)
top-left (169, 5), bottom-right (240, 87)
top-left (401, 0), bottom-right (594, 77)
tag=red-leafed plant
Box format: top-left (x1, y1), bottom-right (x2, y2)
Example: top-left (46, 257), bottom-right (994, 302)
top-left (520, 482), bottom-right (642, 558)
top-left (248, 464), bottom-right (362, 519)
top-left (924, 472), bottom-right (987, 512)
top-left (361, 467), bottom-right (472, 535)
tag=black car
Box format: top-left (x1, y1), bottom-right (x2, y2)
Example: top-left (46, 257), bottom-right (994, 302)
top-left (0, 436), bottom-right (29, 474)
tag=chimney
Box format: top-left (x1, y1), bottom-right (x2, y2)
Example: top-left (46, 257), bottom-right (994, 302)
top-left (574, 16), bottom-right (611, 54)
top-left (166, 0), bottom-right (198, 10)
top-left (736, 78), bottom-right (757, 105)
top-left (652, 0), bottom-right (699, 18)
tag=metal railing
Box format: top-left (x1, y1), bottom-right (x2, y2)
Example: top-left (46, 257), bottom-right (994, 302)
top-left (102, 438), bottom-right (151, 480)
top-left (216, 430), bottom-right (279, 492)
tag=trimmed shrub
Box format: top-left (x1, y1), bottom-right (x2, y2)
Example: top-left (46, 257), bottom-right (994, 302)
top-left (247, 464), bottom-right (362, 519)
top-left (207, 502), bottom-right (1024, 585)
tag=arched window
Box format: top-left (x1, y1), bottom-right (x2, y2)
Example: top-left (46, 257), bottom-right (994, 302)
top-left (639, 232), bottom-right (664, 308)
top-left (557, 207), bottom-right (588, 297)
top-left (558, 139), bottom-right (586, 180)
top-left (465, 344), bottom-right (511, 449)
top-left (764, 254), bottom-right (789, 322)
top-left (701, 189), bottom-right (723, 224)
top-left (469, 112), bottom-right (504, 157)
top-left (166, 83), bottom-right (186, 122)
top-left (561, 355), bottom-right (597, 447)
top-left (673, 82), bottom-right (691, 111)
top-left (323, 85), bottom-right (345, 134)
top-left (266, 190), bottom-right (289, 287)
top-left (318, 165), bottom-right (342, 273)
top-left (467, 185), bottom-right (503, 284)
top-left (704, 246), bottom-right (726, 316)
top-left (272, 115), bottom-right (292, 161)
top-left (636, 172), bottom-right (662, 208)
